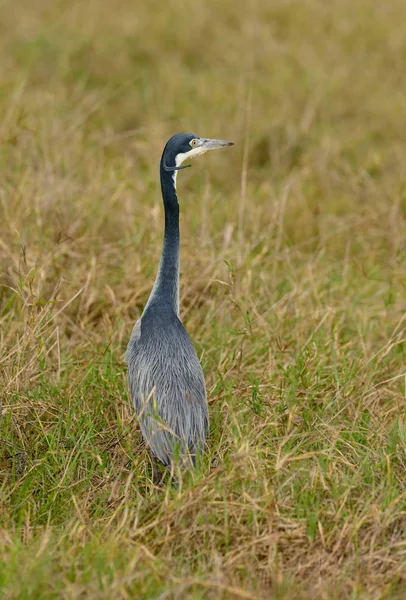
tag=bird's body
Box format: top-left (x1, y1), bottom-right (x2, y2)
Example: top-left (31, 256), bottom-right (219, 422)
top-left (126, 306), bottom-right (208, 467)
top-left (125, 133), bottom-right (233, 470)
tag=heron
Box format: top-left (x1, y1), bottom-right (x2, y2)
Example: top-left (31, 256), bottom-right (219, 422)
top-left (125, 133), bottom-right (233, 475)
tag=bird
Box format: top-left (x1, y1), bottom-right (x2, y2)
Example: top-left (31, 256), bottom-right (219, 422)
top-left (125, 133), bottom-right (233, 475)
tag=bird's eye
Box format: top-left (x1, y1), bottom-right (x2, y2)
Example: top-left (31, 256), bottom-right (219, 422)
top-left (191, 139), bottom-right (198, 147)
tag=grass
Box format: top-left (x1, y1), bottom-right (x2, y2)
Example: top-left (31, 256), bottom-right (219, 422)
top-left (1, 0), bottom-right (406, 597)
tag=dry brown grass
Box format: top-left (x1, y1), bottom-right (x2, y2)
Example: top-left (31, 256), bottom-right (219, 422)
top-left (1, 0), bottom-right (406, 598)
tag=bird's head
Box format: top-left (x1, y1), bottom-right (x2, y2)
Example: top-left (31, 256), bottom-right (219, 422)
top-left (161, 133), bottom-right (234, 174)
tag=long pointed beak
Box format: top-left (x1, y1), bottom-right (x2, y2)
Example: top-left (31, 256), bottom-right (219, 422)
top-left (201, 138), bottom-right (234, 150)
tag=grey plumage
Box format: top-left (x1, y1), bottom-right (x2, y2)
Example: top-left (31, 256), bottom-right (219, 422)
top-left (125, 133), bottom-right (233, 470)
top-left (126, 308), bottom-right (208, 468)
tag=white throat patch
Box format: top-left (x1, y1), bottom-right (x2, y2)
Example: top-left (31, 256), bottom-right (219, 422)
top-left (175, 145), bottom-right (208, 167)
top-left (172, 145), bottom-right (208, 189)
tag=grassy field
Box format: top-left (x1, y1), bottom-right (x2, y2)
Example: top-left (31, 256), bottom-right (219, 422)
top-left (1, 0), bottom-right (406, 597)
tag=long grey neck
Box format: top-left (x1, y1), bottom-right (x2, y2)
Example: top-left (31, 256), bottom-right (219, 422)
top-left (144, 164), bottom-right (180, 316)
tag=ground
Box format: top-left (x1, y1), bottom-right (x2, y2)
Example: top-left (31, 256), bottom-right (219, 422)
top-left (1, 0), bottom-right (406, 598)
